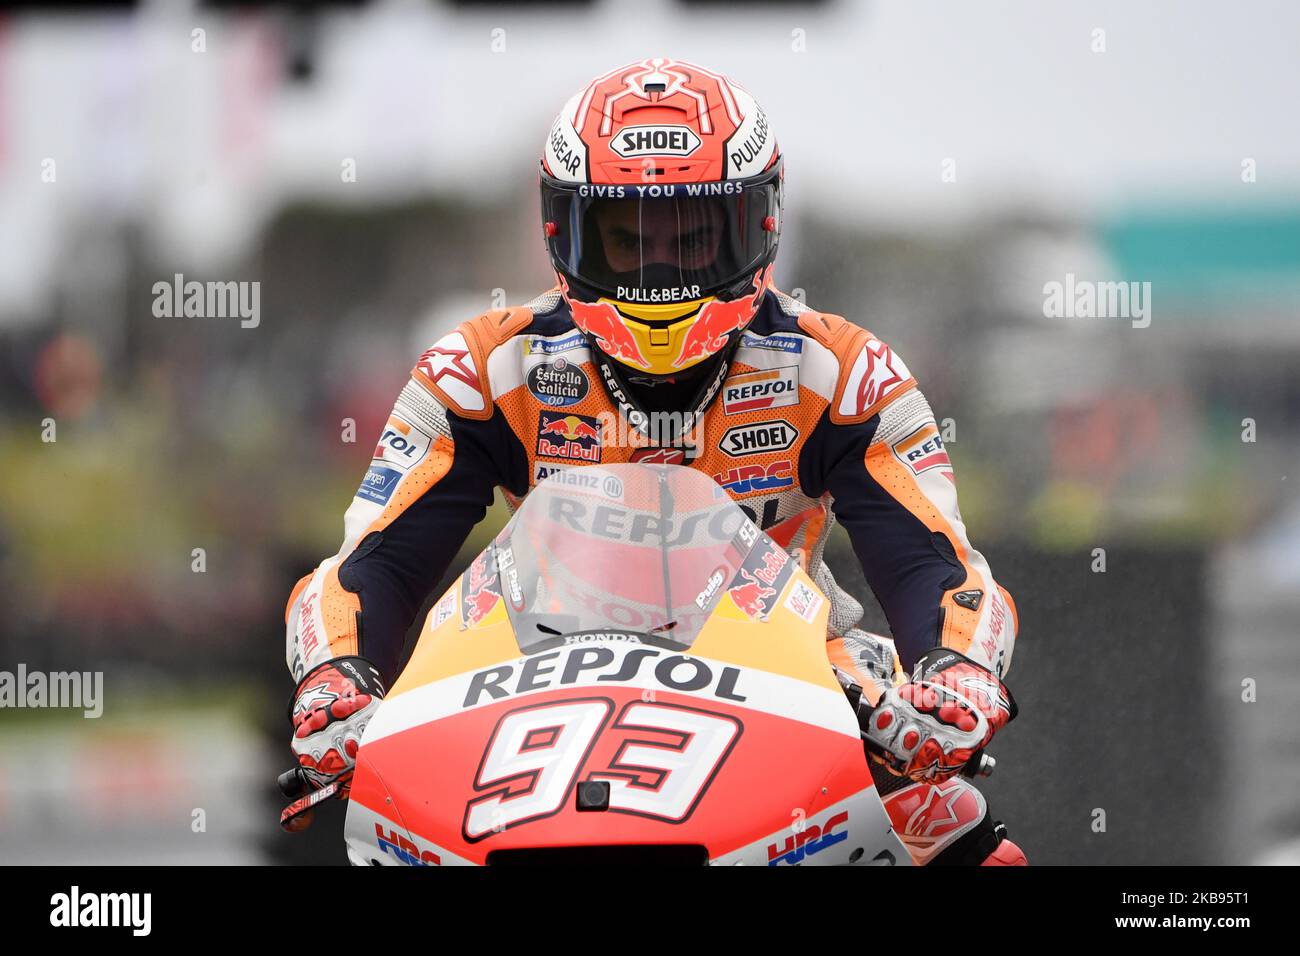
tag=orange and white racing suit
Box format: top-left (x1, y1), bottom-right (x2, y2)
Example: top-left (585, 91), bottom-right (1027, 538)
top-left (285, 284), bottom-right (1022, 865)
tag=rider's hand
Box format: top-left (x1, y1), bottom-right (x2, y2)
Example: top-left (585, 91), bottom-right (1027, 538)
top-left (860, 648), bottom-right (1015, 783)
top-left (289, 656), bottom-right (386, 794)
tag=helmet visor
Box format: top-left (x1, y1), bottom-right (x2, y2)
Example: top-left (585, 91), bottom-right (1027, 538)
top-left (542, 166), bottom-right (780, 303)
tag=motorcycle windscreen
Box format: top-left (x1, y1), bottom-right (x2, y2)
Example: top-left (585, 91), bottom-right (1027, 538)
top-left (541, 170), bottom-right (779, 301)
top-left (494, 463), bottom-right (763, 653)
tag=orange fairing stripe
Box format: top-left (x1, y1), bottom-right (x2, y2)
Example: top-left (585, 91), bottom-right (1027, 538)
top-left (864, 443), bottom-right (983, 657)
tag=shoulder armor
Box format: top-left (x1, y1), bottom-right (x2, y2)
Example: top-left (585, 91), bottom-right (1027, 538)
top-left (797, 311), bottom-right (916, 424)
top-left (411, 307), bottom-right (533, 420)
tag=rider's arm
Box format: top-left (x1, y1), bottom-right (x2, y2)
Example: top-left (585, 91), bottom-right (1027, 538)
top-left (799, 323), bottom-right (1017, 678)
top-left (285, 310), bottom-right (531, 685)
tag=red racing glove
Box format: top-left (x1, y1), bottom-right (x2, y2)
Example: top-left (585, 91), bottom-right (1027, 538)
top-left (289, 656), bottom-right (386, 794)
top-left (860, 648), bottom-right (1016, 783)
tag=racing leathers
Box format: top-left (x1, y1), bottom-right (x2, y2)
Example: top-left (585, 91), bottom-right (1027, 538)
top-left (284, 285), bottom-right (1021, 864)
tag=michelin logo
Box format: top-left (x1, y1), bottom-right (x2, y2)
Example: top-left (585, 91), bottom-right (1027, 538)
top-left (740, 332), bottom-right (803, 354)
top-left (525, 332), bottom-right (588, 356)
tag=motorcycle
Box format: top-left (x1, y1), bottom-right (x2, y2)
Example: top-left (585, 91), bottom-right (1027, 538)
top-left (285, 463), bottom-right (986, 865)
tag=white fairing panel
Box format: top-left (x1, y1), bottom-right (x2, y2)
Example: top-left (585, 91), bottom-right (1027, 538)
top-left (709, 790), bottom-right (911, 867)
top-left (344, 797), bottom-right (472, 867)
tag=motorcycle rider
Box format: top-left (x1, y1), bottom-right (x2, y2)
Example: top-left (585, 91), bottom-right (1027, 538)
top-left (284, 58), bottom-right (1025, 866)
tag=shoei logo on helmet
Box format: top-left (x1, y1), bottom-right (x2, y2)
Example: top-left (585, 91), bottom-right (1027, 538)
top-left (610, 125), bottom-right (702, 158)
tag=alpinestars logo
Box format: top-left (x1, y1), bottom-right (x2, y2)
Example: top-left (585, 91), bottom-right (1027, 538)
top-left (292, 682), bottom-right (339, 718)
top-left (631, 447), bottom-right (696, 465)
top-left (838, 337), bottom-right (911, 419)
top-left (415, 331), bottom-right (484, 412)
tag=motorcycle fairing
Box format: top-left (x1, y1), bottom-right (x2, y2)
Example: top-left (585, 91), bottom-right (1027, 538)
top-left (343, 463), bottom-right (906, 865)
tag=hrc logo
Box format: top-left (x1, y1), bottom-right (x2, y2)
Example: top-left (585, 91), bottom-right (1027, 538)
top-left (712, 460), bottom-right (793, 495)
top-left (374, 824), bottom-right (441, 866)
top-left (766, 811), bottom-right (850, 866)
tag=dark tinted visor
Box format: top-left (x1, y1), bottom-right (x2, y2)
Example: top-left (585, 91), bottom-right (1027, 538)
top-left (541, 165), bottom-right (780, 300)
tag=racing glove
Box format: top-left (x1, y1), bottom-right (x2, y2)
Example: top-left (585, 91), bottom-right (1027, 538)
top-left (288, 655), bottom-right (385, 793)
top-left (859, 648), bottom-right (1016, 783)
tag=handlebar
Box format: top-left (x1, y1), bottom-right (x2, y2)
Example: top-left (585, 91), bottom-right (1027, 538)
top-left (277, 767), bottom-right (352, 832)
top-left (278, 767), bottom-right (308, 799)
top-left (960, 749), bottom-right (996, 779)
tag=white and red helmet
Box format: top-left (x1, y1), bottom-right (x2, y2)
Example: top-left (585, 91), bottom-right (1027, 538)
top-left (540, 59), bottom-right (782, 376)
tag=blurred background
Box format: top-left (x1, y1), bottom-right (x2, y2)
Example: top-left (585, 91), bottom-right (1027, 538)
top-left (1, 0), bottom-right (1297, 865)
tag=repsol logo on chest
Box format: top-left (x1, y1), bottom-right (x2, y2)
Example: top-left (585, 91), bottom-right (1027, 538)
top-left (464, 645), bottom-right (746, 707)
top-left (722, 366), bottom-right (799, 414)
top-left (611, 125), bottom-right (702, 158)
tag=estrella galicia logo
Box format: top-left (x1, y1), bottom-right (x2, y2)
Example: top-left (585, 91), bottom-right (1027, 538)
top-left (356, 464), bottom-right (402, 505)
top-left (537, 411), bottom-right (602, 463)
top-left (526, 358), bottom-right (590, 407)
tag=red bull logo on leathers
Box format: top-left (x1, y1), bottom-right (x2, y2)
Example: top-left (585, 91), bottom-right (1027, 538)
top-left (537, 411), bottom-right (602, 462)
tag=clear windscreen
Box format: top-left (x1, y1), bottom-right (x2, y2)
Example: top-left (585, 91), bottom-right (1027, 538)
top-left (491, 463), bottom-right (773, 653)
